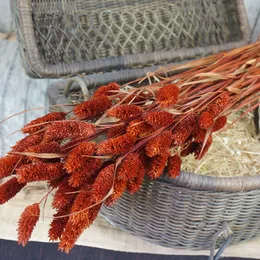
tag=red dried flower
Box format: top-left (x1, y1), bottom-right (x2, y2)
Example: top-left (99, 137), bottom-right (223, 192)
top-left (12, 133), bottom-right (43, 152)
top-left (64, 142), bottom-right (96, 173)
top-left (213, 116), bottom-right (227, 132)
top-left (17, 203), bottom-right (40, 246)
top-left (92, 164), bottom-right (114, 201)
top-left (121, 91), bottom-right (146, 104)
top-left (198, 111), bottom-right (214, 129)
top-left (180, 142), bottom-right (197, 156)
top-left (107, 104), bottom-right (143, 121)
top-left (127, 161), bottom-right (145, 194)
top-left (68, 158), bottom-right (102, 188)
top-left (49, 205), bottom-right (71, 241)
top-left (172, 114), bottom-right (196, 145)
top-left (107, 124), bottom-right (126, 138)
top-left (93, 82), bottom-right (120, 98)
top-left (97, 134), bottom-right (135, 155)
top-left (0, 155), bottom-right (22, 179)
top-left (167, 155), bottom-right (182, 178)
top-left (52, 179), bottom-right (77, 210)
top-left (146, 152), bottom-right (169, 180)
top-left (22, 112), bottom-right (66, 134)
top-left (117, 153), bottom-right (142, 181)
top-left (156, 84), bottom-right (179, 108)
top-left (193, 125), bottom-right (206, 143)
top-left (60, 136), bottom-right (89, 153)
top-left (207, 92), bottom-right (230, 118)
top-left (44, 121), bottom-right (95, 141)
top-left (17, 162), bottom-right (63, 183)
top-left (194, 136), bottom-right (213, 160)
top-left (73, 95), bottom-right (112, 119)
top-left (145, 131), bottom-right (173, 157)
top-left (0, 177), bottom-right (26, 204)
top-left (144, 111), bottom-right (174, 129)
top-left (26, 141), bottom-right (61, 162)
top-left (126, 119), bottom-right (153, 139)
top-left (105, 176), bottom-right (127, 206)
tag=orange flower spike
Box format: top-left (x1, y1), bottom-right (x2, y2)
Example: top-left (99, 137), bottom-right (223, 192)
top-left (172, 114), bottom-right (196, 145)
top-left (126, 119), bottom-right (153, 139)
top-left (105, 176), bottom-right (127, 206)
top-left (193, 125), bottom-right (207, 143)
top-left (49, 205), bottom-right (71, 241)
top-left (156, 84), bottom-right (179, 108)
top-left (207, 91), bottom-right (230, 118)
top-left (194, 136), bottom-right (213, 160)
top-left (64, 142), bottom-right (96, 173)
top-left (180, 142), bottom-right (197, 156)
top-left (12, 133), bottom-right (44, 152)
top-left (22, 112), bottom-right (67, 134)
top-left (92, 164), bottom-right (115, 201)
top-left (0, 155), bottom-right (22, 179)
top-left (17, 203), bottom-right (40, 246)
top-left (44, 121), bottom-right (95, 141)
top-left (145, 131), bottom-right (173, 157)
top-left (97, 133), bottom-right (136, 156)
top-left (16, 162), bottom-right (64, 183)
top-left (144, 111), bottom-right (174, 129)
top-left (26, 141), bottom-right (61, 162)
top-left (198, 111), bottom-right (214, 130)
top-left (146, 152), bottom-right (169, 180)
top-left (213, 116), bottom-right (227, 132)
top-left (58, 204), bottom-right (101, 253)
top-left (107, 124), bottom-right (126, 138)
top-left (93, 82), bottom-right (120, 97)
top-left (168, 155), bottom-right (182, 178)
top-left (68, 158), bottom-right (102, 188)
top-left (117, 153), bottom-right (142, 181)
top-left (0, 177), bottom-right (26, 205)
top-left (107, 104), bottom-right (143, 121)
top-left (127, 160), bottom-right (145, 194)
top-left (73, 95), bottom-right (112, 119)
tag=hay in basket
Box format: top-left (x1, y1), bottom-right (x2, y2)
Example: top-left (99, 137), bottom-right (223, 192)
top-left (0, 41), bottom-right (260, 253)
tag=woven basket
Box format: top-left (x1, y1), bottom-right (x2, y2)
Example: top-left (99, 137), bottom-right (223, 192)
top-left (47, 71), bottom-right (260, 259)
top-left (11, 0), bottom-right (250, 78)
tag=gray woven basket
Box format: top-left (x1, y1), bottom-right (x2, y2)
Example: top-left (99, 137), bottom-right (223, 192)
top-left (47, 71), bottom-right (260, 259)
top-left (11, 0), bottom-right (250, 78)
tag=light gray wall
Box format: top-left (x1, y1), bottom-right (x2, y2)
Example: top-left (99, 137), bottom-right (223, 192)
top-left (0, 0), bottom-right (12, 33)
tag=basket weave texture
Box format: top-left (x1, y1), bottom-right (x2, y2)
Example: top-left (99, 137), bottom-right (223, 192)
top-left (11, 0), bottom-right (250, 78)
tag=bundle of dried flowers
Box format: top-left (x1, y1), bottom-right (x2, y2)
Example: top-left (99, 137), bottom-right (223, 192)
top-left (0, 41), bottom-right (260, 253)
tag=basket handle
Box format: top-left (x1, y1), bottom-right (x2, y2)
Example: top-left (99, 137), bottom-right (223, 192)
top-left (63, 77), bottom-right (89, 101)
top-left (209, 222), bottom-right (233, 260)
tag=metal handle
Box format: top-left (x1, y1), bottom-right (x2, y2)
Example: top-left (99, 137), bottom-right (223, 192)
top-left (63, 76), bottom-right (90, 101)
top-left (209, 222), bottom-right (233, 260)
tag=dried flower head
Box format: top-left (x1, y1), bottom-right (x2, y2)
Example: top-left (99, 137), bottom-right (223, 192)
top-left (145, 131), bottom-right (173, 157)
top-left (17, 162), bottom-right (63, 183)
top-left (146, 152), bottom-right (169, 179)
top-left (17, 203), bottom-right (40, 246)
top-left (172, 114), bottom-right (196, 145)
top-left (156, 84), bottom-right (179, 107)
top-left (0, 177), bottom-right (26, 205)
top-left (93, 82), bottom-right (120, 98)
top-left (64, 142), bottom-right (96, 173)
top-left (193, 125), bottom-right (207, 143)
top-left (22, 112), bottom-right (66, 134)
top-left (180, 142), bottom-right (197, 156)
top-left (92, 164), bottom-right (115, 201)
top-left (0, 155), bottom-right (22, 179)
top-left (127, 160), bottom-right (145, 194)
top-left (194, 136), bottom-right (213, 160)
top-left (126, 119), bottom-right (153, 139)
top-left (107, 124), bottom-right (126, 138)
top-left (44, 121), bottom-right (95, 141)
top-left (73, 95), bottom-right (112, 119)
top-left (12, 134), bottom-right (43, 152)
top-left (207, 92), bottom-right (230, 118)
top-left (213, 116), bottom-right (227, 132)
top-left (107, 104), bottom-right (143, 121)
top-left (144, 111), bottom-right (174, 129)
top-left (97, 134), bottom-right (135, 155)
top-left (198, 111), bottom-right (214, 130)
top-left (167, 155), bottom-right (182, 178)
